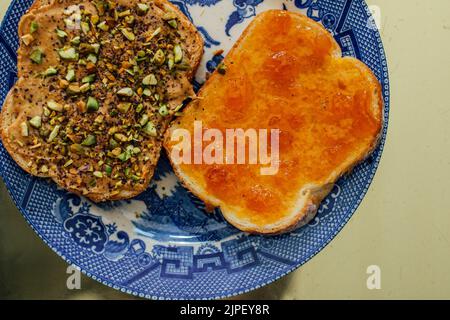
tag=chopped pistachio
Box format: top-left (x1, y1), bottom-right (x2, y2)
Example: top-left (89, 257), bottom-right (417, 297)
top-left (86, 97), bottom-right (99, 112)
top-left (82, 74), bottom-right (96, 83)
top-left (67, 84), bottom-right (81, 95)
top-left (30, 116), bottom-right (42, 129)
top-left (65, 69), bottom-right (76, 82)
top-left (139, 114), bottom-right (149, 126)
top-left (20, 122), bottom-right (29, 137)
top-left (104, 165), bottom-right (112, 175)
top-left (92, 43), bottom-right (101, 54)
top-left (143, 121), bottom-right (157, 136)
top-left (63, 159), bottom-right (73, 167)
top-left (93, 171), bottom-right (103, 178)
top-left (81, 21), bottom-right (90, 34)
top-left (56, 28), bottom-right (68, 39)
top-left (167, 55), bottom-right (174, 70)
top-left (87, 54), bottom-right (98, 64)
top-left (81, 134), bottom-right (96, 147)
top-left (159, 104), bottom-right (169, 117)
top-left (117, 151), bottom-right (130, 162)
top-left (117, 102), bottom-right (131, 113)
top-left (109, 138), bottom-right (119, 148)
top-left (97, 21), bottom-right (109, 31)
top-left (30, 21), bottom-right (39, 34)
top-left (152, 49), bottom-right (165, 65)
top-left (149, 27), bottom-right (161, 40)
top-left (47, 125), bottom-right (61, 142)
top-left (167, 19), bottom-right (177, 29)
top-left (142, 88), bottom-right (152, 97)
top-left (30, 48), bottom-right (43, 64)
top-left (124, 167), bottom-right (131, 177)
top-left (43, 67), bottom-right (58, 77)
top-left (120, 28), bottom-right (135, 41)
top-left (40, 165), bottom-right (49, 174)
top-left (58, 47), bottom-right (79, 60)
top-left (118, 9), bottom-right (131, 17)
top-left (136, 104), bottom-right (144, 113)
top-left (142, 74), bottom-right (157, 86)
top-left (117, 87), bottom-right (134, 97)
top-left (174, 44), bottom-right (183, 63)
top-left (124, 15), bottom-right (135, 25)
top-left (70, 36), bottom-right (81, 45)
top-left (80, 83), bottom-right (91, 93)
top-left (114, 133), bottom-right (128, 142)
top-left (162, 11), bottom-right (177, 21)
top-left (21, 34), bottom-right (34, 46)
top-left (137, 3), bottom-right (149, 15)
top-left (47, 100), bottom-right (63, 112)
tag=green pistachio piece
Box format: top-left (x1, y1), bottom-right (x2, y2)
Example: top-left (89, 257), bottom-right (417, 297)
top-left (81, 134), bottom-right (96, 146)
top-left (137, 3), bottom-right (149, 15)
top-left (87, 54), bottom-right (98, 64)
top-left (136, 104), bottom-right (144, 113)
top-left (114, 133), bottom-right (128, 142)
top-left (47, 125), bottom-right (61, 142)
top-left (29, 116), bottom-right (42, 128)
top-left (80, 83), bottom-right (91, 93)
top-left (58, 47), bottom-right (79, 61)
top-left (82, 74), bottom-right (96, 83)
top-left (162, 12), bottom-right (177, 21)
top-left (132, 147), bottom-right (141, 155)
top-left (65, 69), bottom-right (76, 82)
top-left (47, 100), bottom-right (63, 112)
top-left (139, 114), bottom-right (149, 126)
top-left (97, 21), bottom-right (109, 31)
top-left (142, 88), bottom-right (152, 97)
top-left (167, 19), bottom-right (177, 29)
top-left (158, 104), bottom-right (169, 117)
top-left (66, 84), bottom-right (81, 95)
top-left (117, 87), bottom-right (134, 97)
top-left (174, 44), bottom-right (183, 63)
top-left (86, 97), bottom-right (99, 112)
top-left (117, 152), bottom-right (130, 162)
top-left (30, 48), bottom-right (43, 64)
top-left (118, 9), bottom-right (131, 17)
top-left (120, 28), bottom-right (135, 41)
top-left (167, 55), bottom-right (174, 70)
top-left (56, 28), bottom-right (68, 39)
top-left (70, 36), bottom-right (81, 45)
top-left (152, 49), bottom-right (165, 65)
top-left (30, 21), bottom-right (39, 34)
top-left (40, 165), bottom-right (49, 174)
top-left (43, 67), bottom-right (58, 77)
top-left (109, 138), bottom-right (119, 148)
top-left (81, 21), bottom-right (90, 34)
top-left (117, 102), bottom-right (131, 113)
top-left (142, 121), bottom-right (157, 136)
top-left (92, 43), bottom-right (101, 54)
top-left (20, 122), bottom-right (29, 137)
top-left (63, 159), bottom-right (73, 167)
top-left (142, 74), bottom-right (157, 86)
top-left (104, 165), bottom-right (112, 175)
top-left (93, 171), bottom-right (103, 178)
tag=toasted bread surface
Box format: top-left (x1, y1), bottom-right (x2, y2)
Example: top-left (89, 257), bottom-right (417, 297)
top-left (1, 0), bottom-right (203, 202)
top-left (165, 10), bottom-right (383, 234)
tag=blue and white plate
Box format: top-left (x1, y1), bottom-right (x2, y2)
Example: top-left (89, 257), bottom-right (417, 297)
top-left (0, 0), bottom-right (389, 299)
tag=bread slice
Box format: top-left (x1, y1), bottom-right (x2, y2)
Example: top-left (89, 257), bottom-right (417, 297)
top-left (1, 0), bottom-right (203, 202)
top-left (164, 10), bottom-right (383, 234)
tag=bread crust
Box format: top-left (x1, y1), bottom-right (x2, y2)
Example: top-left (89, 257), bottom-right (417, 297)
top-left (164, 10), bottom-right (384, 234)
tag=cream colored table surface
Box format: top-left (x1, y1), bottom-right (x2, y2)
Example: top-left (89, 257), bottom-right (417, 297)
top-left (1, 0), bottom-right (449, 300)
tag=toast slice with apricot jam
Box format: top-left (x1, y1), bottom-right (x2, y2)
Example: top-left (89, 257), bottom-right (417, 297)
top-left (165, 10), bottom-right (383, 234)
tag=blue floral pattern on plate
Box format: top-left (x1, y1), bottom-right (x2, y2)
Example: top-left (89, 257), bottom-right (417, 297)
top-left (0, 0), bottom-right (390, 299)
